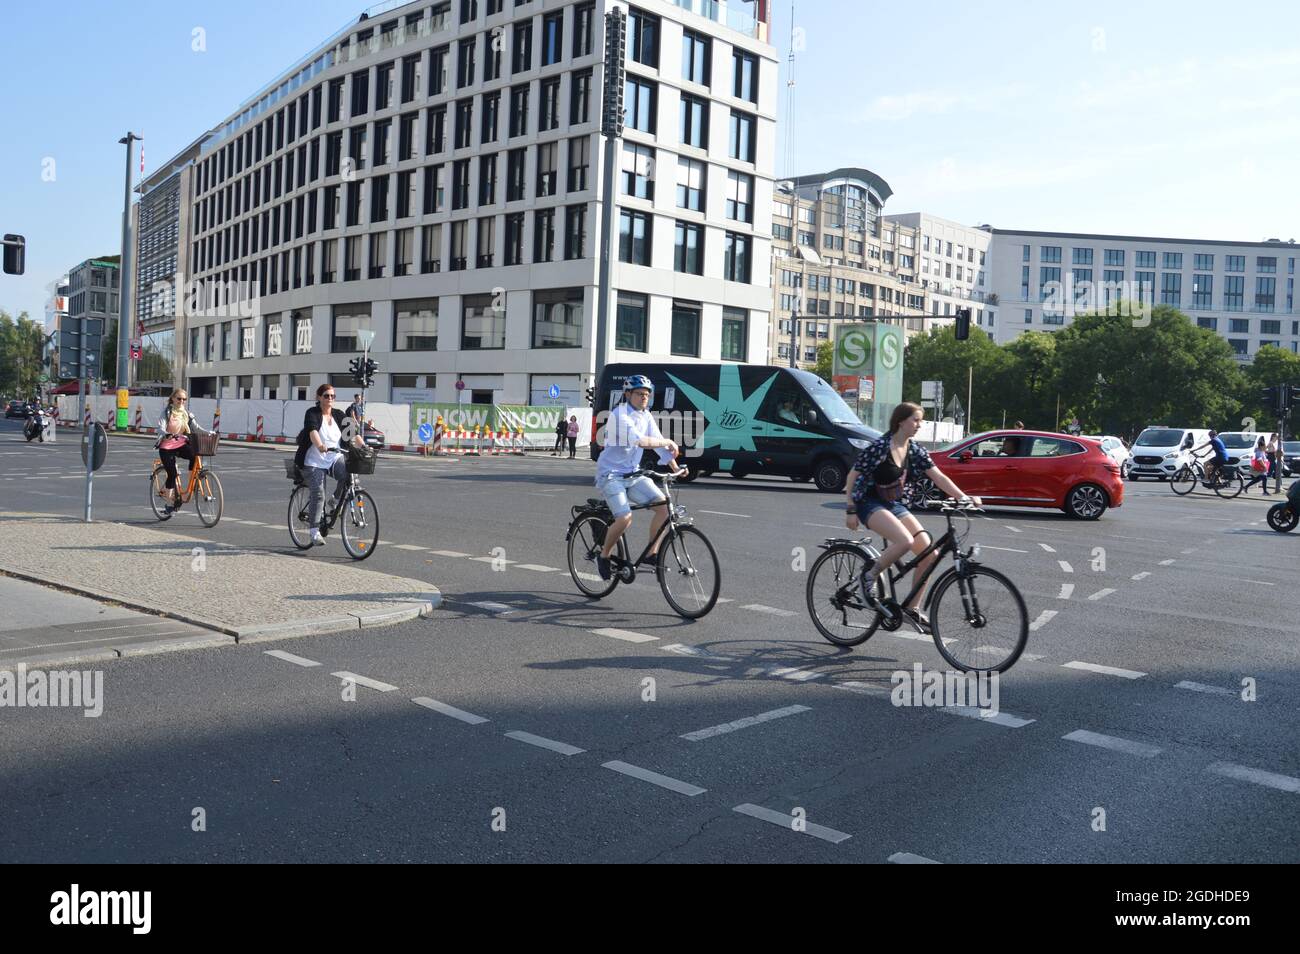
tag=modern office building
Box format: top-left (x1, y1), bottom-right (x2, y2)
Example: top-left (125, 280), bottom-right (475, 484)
top-left (883, 212), bottom-right (994, 334)
top-left (984, 228), bottom-right (1300, 360)
top-left (767, 167), bottom-right (929, 369)
top-left (173, 0), bottom-right (775, 404)
top-left (58, 257), bottom-right (120, 382)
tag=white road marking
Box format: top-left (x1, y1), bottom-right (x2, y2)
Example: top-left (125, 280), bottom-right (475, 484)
top-left (331, 671), bottom-right (399, 692)
top-left (1222, 577), bottom-right (1275, 586)
top-left (469, 601), bottom-right (516, 615)
top-left (1180, 548), bottom-right (1197, 554)
top-left (1029, 610), bottom-right (1057, 631)
top-left (591, 627), bottom-right (657, 643)
top-left (1087, 588), bottom-right (1116, 601)
top-left (804, 522), bottom-right (849, 530)
top-left (1174, 681), bottom-right (1236, 697)
top-left (1038, 543), bottom-right (1056, 553)
top-left (71, 620), bottom-right (185, 633)
top-left (430, 549), bottom-right (470, 558)
top-left (575, 571), bottom-right (604, 583)
top-left (940, 706), bottom-right (1035, 728)
top-left (1058, 560), bottom-right (1074, 573)
top-left (889, 630), bottom-right (955, 646)
top-left (393, 544), bottom-right (428, 551)
top-left (661, 643), bottom-right (737, 662)
top-left (741, 604), bottom-right (796, 617)
top-left (263, 649), bottom-right (321, 668)
top-left (832, 681), bottom-right (891, 697)
top-left (412, 697), bottom-right (490, 724)
top-left (515, 563), bottom-right (560, 572)
top-left (1131, 572), bottom-right (1151, 581)
top-left (1158, 559), bottom-right (1176, 566)
top-left (681, 704), bottom-right (812, 741)
top-left (976, 646), bottom-right (1044, 662)
top-left (766, 666), bottom-right (825, 681)
top-left (699, 510), bottom-right (750, 518)
top-left (1058, 583), bottom-right (1074, 600)
top-left (982, 545), bottom-right (1028, 553)
top-left (505, 731), bottom-right (584, 756)
top-left (1204, 761), bottom-right (1300, 793)
top-left (1004, 526), bottom-right (1022, 533)
top-left (470, 556), bottom-right (515, 565)
top-left (889, 852), bottom-right (941, 864)
top-left (1063, 661), bottom-right (1146, 679)
top-left (733, 803), bottom-right (851, 843)
top-left (603, 761), bottom-right (706, 796)
top-left (1063, 729), bottom-right (1161, 758)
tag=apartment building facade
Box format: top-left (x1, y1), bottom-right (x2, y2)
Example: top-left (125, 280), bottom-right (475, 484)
top-left (175, 0), bottom-right (775, 405)
top-left (56, 258), bottom-right (120, 382)
top-left (767, 167), bottom-right (928, 368)
top-left (883, 212), bottom-right (994, 334)
top-left (985, 228), bottom-right (1300, 360)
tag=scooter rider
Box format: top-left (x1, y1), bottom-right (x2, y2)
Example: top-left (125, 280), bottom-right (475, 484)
top-left (593, 375), bottom-right (687, 580)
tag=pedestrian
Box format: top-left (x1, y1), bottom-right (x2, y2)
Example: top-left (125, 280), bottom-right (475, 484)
top-left (566, 415), bottom-right (580, 459)
top-left (155, 389), bottom-right (211, 512)
top-left (1244, 436), bottom-right (1272, 495)
top-left (552, 415), bottom-right (567, 456)
top-left (1266, 432), bottom-right (1280, 481)
top-left (297, 384), bottom-right (366, 547)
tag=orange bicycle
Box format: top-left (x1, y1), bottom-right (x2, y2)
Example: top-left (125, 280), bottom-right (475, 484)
top-left (149, 434), bottom-right (224, 527)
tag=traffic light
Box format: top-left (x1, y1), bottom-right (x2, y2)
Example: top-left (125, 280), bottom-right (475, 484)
top-left (1289, 384), bottom-right (1300, 409)
top-left (2, 234), bottom-right (25, 276)
top-left (585, 386), bottom-right (595, 407)
top-left (363, 357), bottom-right (378, 388)
top-left (954, 307), bottom-right (971, 341)
top-left (349, 356), bottom-right (365, 386)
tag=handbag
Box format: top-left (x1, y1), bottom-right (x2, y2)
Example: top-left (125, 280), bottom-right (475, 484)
top-left (1251, 456), bottom-right (1267, 473)
top-left (876, 476), bottom-right (906, 502)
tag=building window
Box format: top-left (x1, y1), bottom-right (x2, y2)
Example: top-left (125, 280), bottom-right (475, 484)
top-left (564, 204), bottom-right (586, 260)
top-left (321, 238), bottom-right (337, 283)
top-left (293, 312), bottom-right (312, 353)
top-left (450, 219), bottom-right (468, 270)
top-left (625, 77), bottom-right (657, 132)
top-left (394, 227), bottom-right (414, 276)
top-left (677, 157), bottom-right (704, 211)
top-left (452, 159), bottom-right (471, 209)
top-left (394, 297), bottom-right (438, 350)
top-left (616, 292), bottom-right (647, 352)
top-left (1162, 251), bottom-right (1182, 270)
top-left (539, 77), bottom-right (561, 131)
top-left (1225, 255), bottom-right (1245, 272)
top-left (427, 106), bottom-right (447, 153)
top-left (570, 68), bottom-right (592, 124)
top-left (628, 6), bottom-right (659, 67)
top-left (1103, 248), bottom-right (1124, 266)
top-left (479, 153), bottom-right (498, 205)
top-left (680, 94), bottom-right (709, 148)
top-left (504, 212), bottom-right (525, 265)
top-left (481, 91), bottom-right (500, 143)
top-left (1194, 253), bottom-right (1214, 271)
top-left (344, 235), bottom-right (362, 280)
top-left (732, 48), bottom-right (758, 102)
top-left (1197, 316), bottom-right (1217, 331)
top-left (370, 174), bottom-right (390, 222)
top-left (536, 141), bottom-right (558, 196)
top-left (567, 136), bottom-right (590, 191)
top-left (1228, 338), bottom-right (1248, 356)
top-left (1134, 250), bottom-right (1156, 268)
top-left (533, 207), bottom-right (556, 263)
top-left (423, 164), bottom-right (446, 214)
top-left (724, 232), bottom-right (752, 283)
top-left (533, 287), bottom-right (583, 348)
top-left (726, 170), bottom-right (752, 223)
top-left (729, 110), bottom-right (755, 163)
top-left (509, 84), bottom-right (530, 137)
top-left (618, 209), bottom-right (651, 265)
top-left (1256, 277), bottom-right (1276, 312)
top-left (1134, 271), bottom-right (1155, 304)
top-left (1192, 274), bottom-right (1213, 309)
top-left (542, 10), bottom-right (563, 66)
top-left (512, 20), bottom-right (533, 73)
top-left (1159, 272), bottom-right (1181, 305)
top-left (573, 2), bottom-right (595, 58)
top-left (674, 220), bottom-right (703, 274)
top-left (1261, 318), bottom-right (1281, 335)
top-left (476, 216), bottom-right (495, 267)
top-left (462, 293), bottom-right (505, 349)
top-left (1040, 245), bottom-right (1062, 263)
top-left (1072, 247), bottom-right (1093, 265)
top-left (1224, 275), bottom-right (1245, 311)
top-left (671, 301), bottom-right (701, 357)
top-left (1257, 256), bottom-right (1277, 273)
top-left (721, 307), bottom-right (747, 361)
top-left (682, 30), bottom-right (711, 85)
top-left (351, 69), bottom-right (369, 117)
top-left (454, 98), bottom-right (474, 148)
top-left (1229, 318), bottom-right (1250, 334)
top-left (332, 303), bottom-right (371, 352)
top-left (507, 148), bottom-right (526, 200)
top-left (621, 142), bottom-right (655, 199)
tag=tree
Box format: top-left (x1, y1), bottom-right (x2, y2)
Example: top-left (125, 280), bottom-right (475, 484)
top-left (902, 325), bottom-right (1010, 431)
top-left (813, 340), bottom-right (833, 382)
top-left (0, 310), bottom-right (47, 398)
top-left (1241, 345), bottom-right (1300, 434)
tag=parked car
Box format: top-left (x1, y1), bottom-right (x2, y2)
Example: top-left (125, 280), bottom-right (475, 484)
top-left (361, 420), bottom-right (384, 449)
top-left (1282, 441), bottom-right (1300, 477)
top-left (1082, 435), bottom-right (1132, 478)
top-left (1127, 426), bottom-right (1210, 480)
top-left (923, 430), bottom-right (1124, 519)
top-left (5, 400), bottom-right (30, 419)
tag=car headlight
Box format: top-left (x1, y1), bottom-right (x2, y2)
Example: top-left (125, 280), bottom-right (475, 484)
top-left (848, 438), bottom-right (870, 449)
top-left (1163, 452), bottom-right (1178, 459)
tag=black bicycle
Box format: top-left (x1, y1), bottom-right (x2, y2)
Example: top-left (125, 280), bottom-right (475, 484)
top-left (285, 448), bottom-right (380, 560)
top-left (566, 469), bottom-right (720, 619)
top-left (805, 501), bottom-right (1028, 673)
top-left (1170, 453), bottom-right (1244, 498)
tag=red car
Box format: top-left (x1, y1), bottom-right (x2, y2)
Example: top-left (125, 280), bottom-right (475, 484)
top-left (924, 430), bottom-right (1123, 519)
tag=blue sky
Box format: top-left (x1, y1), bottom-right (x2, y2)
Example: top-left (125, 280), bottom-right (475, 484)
top-left (2, 0), bottom-right (1298, 321)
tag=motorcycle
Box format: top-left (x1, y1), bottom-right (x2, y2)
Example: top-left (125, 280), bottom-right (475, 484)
top-left (23, 407), bottom-right (49, 443)
top-left (1265, 479), bottom-right (1300, 533)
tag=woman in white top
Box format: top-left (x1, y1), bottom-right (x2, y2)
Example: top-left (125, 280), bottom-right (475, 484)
top-left (155, 389), bottom-right (211, 511)
top-left (302, 384), bottom-right (365, 546)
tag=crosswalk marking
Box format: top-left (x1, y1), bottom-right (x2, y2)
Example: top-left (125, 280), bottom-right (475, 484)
top-left (1087, 588), bottom-right (1116, 601)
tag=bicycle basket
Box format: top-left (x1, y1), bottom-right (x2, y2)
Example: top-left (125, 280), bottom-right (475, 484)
top-left (283, 459), bottom-right (305, 484)
top-left (192, 431), bottom-right (220, 456)
top-left (346, 446), bottom-right (377, 475)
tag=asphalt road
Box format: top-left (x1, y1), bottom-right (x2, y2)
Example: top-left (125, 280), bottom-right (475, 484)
top-left (1, 418), bottom-right (1297, 863)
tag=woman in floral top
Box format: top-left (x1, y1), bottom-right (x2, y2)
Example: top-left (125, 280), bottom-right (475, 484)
top-left (844, 402), bottom-right (978, 632)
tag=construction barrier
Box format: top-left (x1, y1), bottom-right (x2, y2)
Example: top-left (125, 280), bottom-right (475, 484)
top-left (256, 415), bottom-right (264, 442)
top-left (133, 405), bottom-right (143, 432)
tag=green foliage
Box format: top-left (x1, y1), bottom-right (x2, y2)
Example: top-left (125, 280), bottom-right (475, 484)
top-left (813, 340), bottom-right (833, 382)
top-left (0, 310), bottom-right (48, 398)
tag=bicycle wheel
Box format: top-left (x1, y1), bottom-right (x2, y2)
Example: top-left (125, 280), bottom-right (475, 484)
top-left (340, 489), bottom-right (379, 560)
top-left (148, 466), bottom-right (174, 521)
top-left (806, 544), bottom-right (884, 647)
top-left (192, 469), bottom-right (224, 527)
top-left (287, 485), bottom-right (314, 550)
top-left (657, 524), bottom-right (721, 619)
top-left (1213, 469), bottom-right (1244, 499)
top-left (1169, 466), bottom-right (1196, 495)
top-left (566, 512), bottom-right (626, 599)
top-left (929, 566), bottom-right (1028, 673)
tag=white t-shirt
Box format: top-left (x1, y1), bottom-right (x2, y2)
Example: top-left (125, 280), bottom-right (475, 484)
top-left (305, 413), bottom-right (343, 469)
top-left (595, 403), bottom-right (673, 481)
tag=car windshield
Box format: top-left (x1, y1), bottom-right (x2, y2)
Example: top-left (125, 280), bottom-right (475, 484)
top-left (1220, 434), bottom-right (1257, 449)
top-left (1285, 442), bottom-right (1300, 453)
top-left (1134, 428), bottom-right (1185, 446)
top-left (791, 369), bottom-right (869, 427)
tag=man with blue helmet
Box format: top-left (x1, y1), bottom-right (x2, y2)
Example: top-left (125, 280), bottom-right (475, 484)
top-left (594, 374), bottom-right (687, 580)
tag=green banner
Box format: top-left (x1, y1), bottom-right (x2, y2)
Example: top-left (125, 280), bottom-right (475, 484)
top-left (872, 323), bottom-right (905, 408)
top-left (410, 403), bottom-right (566, 438)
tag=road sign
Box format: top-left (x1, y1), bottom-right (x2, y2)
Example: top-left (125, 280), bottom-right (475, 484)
top-left (38, 374), bottom-right (49, 384)
top-left (547, 384), bottom-right (561, 400)
top-left (81, 423), bottom-right (108, 471)
top-left (858, 377), bottom-right (875, 401)
top-left (455, 379), bottom-right (466, 391)
top-left (417, 422), bottom-right (434, 443)
top-left (833, 325), bottom-right (873, 376)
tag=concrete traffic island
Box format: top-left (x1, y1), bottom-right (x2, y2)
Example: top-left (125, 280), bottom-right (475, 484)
top-left (0, 512), bottom-right (440, 666)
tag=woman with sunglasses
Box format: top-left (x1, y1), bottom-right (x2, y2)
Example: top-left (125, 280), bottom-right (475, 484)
top-left (299, 384), bottom-right (366, 546)
top-left (155, 389), bottom-right (212, 512)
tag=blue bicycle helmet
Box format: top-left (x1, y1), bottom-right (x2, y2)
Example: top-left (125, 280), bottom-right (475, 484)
top-left (622, 374), bottom-right (654, 394)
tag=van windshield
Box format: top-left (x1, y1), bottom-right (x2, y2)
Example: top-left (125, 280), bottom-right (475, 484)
top-left (791, 369), bottom-right (868, 427)
top-left (1219, 434), bottom-right (1258, 449)
top-left (1134, 428), bottom-right (1185, 447)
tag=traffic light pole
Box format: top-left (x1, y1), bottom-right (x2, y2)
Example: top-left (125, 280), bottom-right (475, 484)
top-left (116, 133), bottom-right (141, 396)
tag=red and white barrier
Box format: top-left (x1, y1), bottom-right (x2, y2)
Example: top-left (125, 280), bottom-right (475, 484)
top-left (256, 415), bottom-right (264, 442)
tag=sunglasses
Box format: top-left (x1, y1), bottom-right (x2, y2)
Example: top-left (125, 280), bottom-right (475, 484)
top-left (322, 393), bottom-right (336, 398)
top-left (174, 398), bottom-right (187, 403)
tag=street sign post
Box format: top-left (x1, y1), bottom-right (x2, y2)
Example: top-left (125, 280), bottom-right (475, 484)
top-left (82, 420), bottom-right (108, 522)
top-left (547, 383), bottom-right (561, 400)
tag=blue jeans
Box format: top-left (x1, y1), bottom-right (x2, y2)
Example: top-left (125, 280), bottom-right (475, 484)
top-left (306, 456), bottom-right (349, 530)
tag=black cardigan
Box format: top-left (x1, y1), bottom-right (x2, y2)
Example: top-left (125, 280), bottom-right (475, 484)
top-left (295, 406), bottom-right (348, 467)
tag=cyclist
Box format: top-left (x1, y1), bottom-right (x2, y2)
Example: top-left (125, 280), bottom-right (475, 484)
top-left (155, 388), bottom-right (212, 512)
top-left (1192, 430), bottom-right (1229, 486)
top-left (594, 374), bottom-right (686, 580)
top-left (298, 384), bottom-right (366, 547)
top-left (845, 401), bottom-right (980, 632)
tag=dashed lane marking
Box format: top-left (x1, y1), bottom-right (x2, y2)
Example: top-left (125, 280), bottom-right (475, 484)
top-left (470, 556), bottom-right (515, 565)
top-left (412, 697), bottom-right (490, 724)
top-left (1058, 583), bottom-right (1074, 600)
top-left (741, 604), bottom-right (796, 617)
top-left (1180, 548), bottom-right (1197, 554)
top-left (430, 549), bottom-right (470, 558)
top-left (681, 704), bottom-right (812, 741)
top-left (1038, 543), bottom-right (1056, 553)
top-left (331, 671), bottom-right (399, 692)
top-left (1029, 610), bottom-right (1057, 631)
top-left (603, 761), bottom-right (706, 796)
top-left (1174, 681), bottom-right (1236, 697)
top-left (1221, 576), bottom-right (1275, 586)
top-left (1063, 729), bottom-right (1161, 758)
top-left (982, 545), bottom-right (1028, 553)
top-left (1087, 588), bottom-right (1116, 601)
top-left (1058, 561), bottom-right (1074, 573)
top-left (263, 650), bottom-right (321, 668)
top-left (888, 852), bottom-right (941, 864)
top-left (890, 630), bottom-right (955, 646)
top-left (591, 627), bottom-right (657, 643)
top-left (1204, 761), bottom-right (1300, 793)
top-left (976, 646), bottom-right (1044, 662)
top-left (940, 706), bottom-right (1036, 729)
top-left (505, 731), bottom-right (585, 756)
top-left (393, 544), bottom-right (428, 551)
top-left (699, 510), bottom-right (751, 518)
top-left (1131, 572), bottom-right (1151, 581)
top-left (1158, 559), bottom-right (1176, 566)
top-left (515, 564), bottom-right (560, 572)
top-left (1004, 526), bottom-right (1022, 533)
top-left (733, 803), bottom-right (851, 843)
top-left (1062, 661), bottom-right (1146, 680)
top-left (832, 681), bottom-right (891, 697)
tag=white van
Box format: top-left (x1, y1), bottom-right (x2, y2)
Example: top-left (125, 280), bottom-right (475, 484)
top-left (1127, 426), bottom-right (1211, 480)
top-left (1217, 431), bottom-right (1266, 474)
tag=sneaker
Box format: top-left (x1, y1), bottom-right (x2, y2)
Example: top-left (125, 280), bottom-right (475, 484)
top-left (901, 607), bottom-right (932, 634)
top-left (596, 555), bottom-right (612, 580)
top-left (310, 532), bottom-right (326, 547)
top-left (639, 551), bottom-right (659, 567)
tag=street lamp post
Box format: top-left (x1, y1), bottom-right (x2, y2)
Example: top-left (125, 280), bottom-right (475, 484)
top-left (116, 133), bottom-right (142, 398)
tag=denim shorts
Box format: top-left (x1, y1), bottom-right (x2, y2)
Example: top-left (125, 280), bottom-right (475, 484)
top-left (598, 472), bottom-right (665, 518)
top-left (856, 494), bottom-right (911, 522)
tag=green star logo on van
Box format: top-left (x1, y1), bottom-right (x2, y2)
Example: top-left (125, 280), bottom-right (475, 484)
top-left (667, 365), bottom-right (829, 452)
